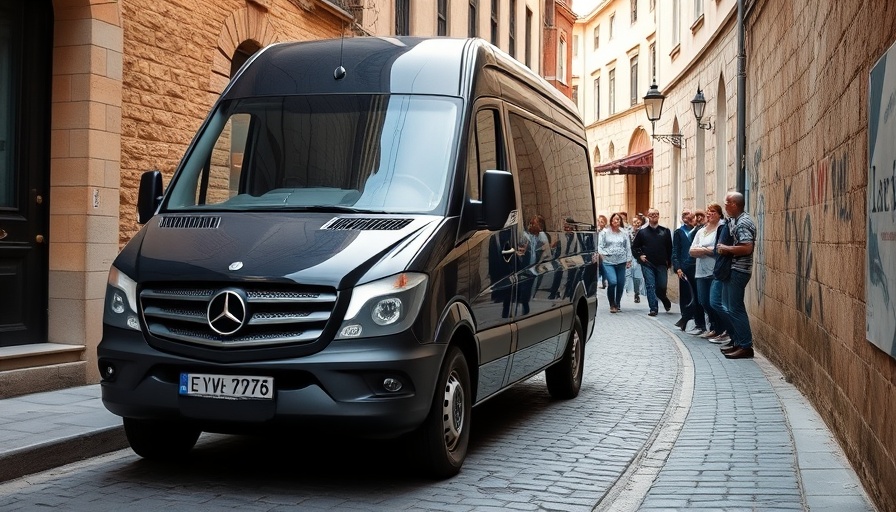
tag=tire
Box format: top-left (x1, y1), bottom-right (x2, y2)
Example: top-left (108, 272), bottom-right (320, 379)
top-left (123, 417), bottom-right (201, 460)
top-left (413, 346), bottom-right (472, 479)
top-left (546, 315), bottom-right (584, 399)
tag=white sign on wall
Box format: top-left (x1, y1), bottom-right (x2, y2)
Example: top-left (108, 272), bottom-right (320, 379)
top-left (867, 41), bottom-right (896, 358)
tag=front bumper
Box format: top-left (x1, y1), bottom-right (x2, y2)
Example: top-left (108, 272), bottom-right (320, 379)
top-left (97, 326), bottom-right (446, 438)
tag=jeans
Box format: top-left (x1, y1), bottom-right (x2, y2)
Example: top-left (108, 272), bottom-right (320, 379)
top-left (709, 279), bottom-right (731, 335)
top-left (601, 261), bottom-right (627, 307)
top-left (721, 270), bottom-right (753, 348)
top-left (695, 276), bottom-right (720, 332)
top-left (641, 262), bottom-right (669, 313)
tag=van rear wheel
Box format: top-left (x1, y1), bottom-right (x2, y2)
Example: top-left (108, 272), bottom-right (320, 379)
top-left (413, 346), bottom-right (471, 479)
top-left (546, 316), bottom-right (584, 399)
top-left (123, 418), bottom-right (201, 460)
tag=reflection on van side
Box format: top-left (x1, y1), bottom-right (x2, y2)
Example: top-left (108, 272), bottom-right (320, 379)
top-left (98, 37), bottom-right (598, 479)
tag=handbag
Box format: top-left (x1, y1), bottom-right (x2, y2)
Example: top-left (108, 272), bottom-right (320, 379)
top-left (712, 221), bottom-right (733, 281)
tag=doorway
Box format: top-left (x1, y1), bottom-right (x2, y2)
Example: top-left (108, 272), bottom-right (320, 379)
top-left (0, 0), bottom-right (52, 347)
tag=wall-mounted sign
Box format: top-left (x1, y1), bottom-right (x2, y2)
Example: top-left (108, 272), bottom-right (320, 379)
top-left (867, 41), bottom-right (896, 358)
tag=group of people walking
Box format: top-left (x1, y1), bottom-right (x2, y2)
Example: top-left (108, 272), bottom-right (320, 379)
top-left (596, 191), bottom-right (757, 360)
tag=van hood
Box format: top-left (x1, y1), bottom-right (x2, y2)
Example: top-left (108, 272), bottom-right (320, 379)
top-left (119, 213), bottom-right (443, 289)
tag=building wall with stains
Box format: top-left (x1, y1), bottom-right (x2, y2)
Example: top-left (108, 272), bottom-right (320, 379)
top-left (747, 1), bottom-right (896, 509)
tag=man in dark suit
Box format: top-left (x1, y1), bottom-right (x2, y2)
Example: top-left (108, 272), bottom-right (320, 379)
top-left (672, 209), bottom-right (706, 334)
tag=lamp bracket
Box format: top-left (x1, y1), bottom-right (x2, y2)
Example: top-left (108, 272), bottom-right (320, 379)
top-left (651, 133), bottom-right (685, 149)
top-left (697, 120), bottom-right (714, 132)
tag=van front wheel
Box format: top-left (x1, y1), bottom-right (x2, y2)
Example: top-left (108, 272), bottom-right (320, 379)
top-left (546, 316), bottom-right (584, 399)
top-left (123, 418), bottom-right (200, 460)
top-left (413, 346), bottom-right (471, 479)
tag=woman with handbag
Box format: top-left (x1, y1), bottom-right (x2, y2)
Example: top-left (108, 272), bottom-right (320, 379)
top-left (689, 203), bottom-right (724, 340)
top-left (707, 212), bottom-right (735, 344)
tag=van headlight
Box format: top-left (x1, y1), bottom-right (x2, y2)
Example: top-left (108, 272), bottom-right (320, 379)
top-left (336, 273), bottom-right (428, 340)
top-left (104, 266), bottom-right (141, 331)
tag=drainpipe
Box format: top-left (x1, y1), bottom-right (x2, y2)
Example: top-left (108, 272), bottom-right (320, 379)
top-left (736, 0), bottom-right (746, 194)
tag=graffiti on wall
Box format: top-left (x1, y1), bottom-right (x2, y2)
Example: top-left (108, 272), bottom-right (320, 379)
top-left (748, 148), bottom-right (766, 304)
top-left (750, 141), bottom-right (854, 321)
top-left (783, 182), bottom-right (821, 319)
top-left (769, 149), bottom-right (855, 321)
top-left (812, 154), bottom-right (852, 221)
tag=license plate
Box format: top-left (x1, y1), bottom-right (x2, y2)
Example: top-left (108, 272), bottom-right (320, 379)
top-left (179, 373), bottom-right (274, 400)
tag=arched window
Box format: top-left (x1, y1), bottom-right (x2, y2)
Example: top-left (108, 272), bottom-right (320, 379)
top-left (230, 41), bottom-right (262, 77)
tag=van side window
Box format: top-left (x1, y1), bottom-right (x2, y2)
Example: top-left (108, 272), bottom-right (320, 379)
top-left (509, 113), bottom-right (592, 231)
top-left (553, 133), bottom-right (593, 225)
top-left (467, 109), bottom-right (501, 199)
top-left (508, 113), bottom-right (555, 230)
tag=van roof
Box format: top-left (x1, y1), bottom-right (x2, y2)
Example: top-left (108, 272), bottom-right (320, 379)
top-left (222, 37), bottom-right (580, 124)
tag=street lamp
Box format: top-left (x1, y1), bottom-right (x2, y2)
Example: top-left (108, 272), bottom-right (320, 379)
top-left (691, 86), bottom-right (713, 131)
top-left (643, 81), bottom-right (684, 148)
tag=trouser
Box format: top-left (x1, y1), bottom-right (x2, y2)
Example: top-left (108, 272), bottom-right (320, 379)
top-left (679, 265), bottom-right (705, 328)
top-left (721, 270), bottom-right (753, 348)
top-left (641, 262), bottom-right (669, 313)
top-left (695, 276), bottom-right (721, 333)
top-left (709, 279), bottom-right (731, 335)
top-left (601, 261), bottom-right (627, 307)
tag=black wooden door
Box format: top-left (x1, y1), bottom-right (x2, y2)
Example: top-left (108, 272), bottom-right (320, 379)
top-left (0, 0), bottom-right (52, 347)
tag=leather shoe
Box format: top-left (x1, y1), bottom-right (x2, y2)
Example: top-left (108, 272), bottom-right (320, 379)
top-left (724, 347), bottom-right (754, 359)
top-left (674, 318), bottom-right (686, 328)
top-left (648, 310), bottom-right (658, 317)
top-left (662, 298), bottom-right (672, 312)
top-left (721, 345), bottom-right (739, 354)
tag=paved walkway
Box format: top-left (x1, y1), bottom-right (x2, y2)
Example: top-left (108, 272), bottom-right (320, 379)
top-left (0, 292), bottom-right (878, 510)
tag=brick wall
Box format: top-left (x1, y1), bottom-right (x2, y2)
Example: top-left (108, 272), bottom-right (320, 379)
top-left (747, 1), bottom-right (896, 509)
top-left (118, 0), bottom-right (344, 245)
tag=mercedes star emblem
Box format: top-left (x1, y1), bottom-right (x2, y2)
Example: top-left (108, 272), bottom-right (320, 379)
top-left (207, 289), bottom-right (248, 336)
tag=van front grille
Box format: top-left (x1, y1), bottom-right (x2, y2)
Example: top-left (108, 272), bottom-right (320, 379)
top-left (140, 284), bottom-right (337, 349)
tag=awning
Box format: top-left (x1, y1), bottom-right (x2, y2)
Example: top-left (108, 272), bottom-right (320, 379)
top-left (594, 149), bottom-right (653, 175)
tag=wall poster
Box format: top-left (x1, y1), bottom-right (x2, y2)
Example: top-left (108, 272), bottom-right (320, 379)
top-left (867, 40), bottom-right (896, 358)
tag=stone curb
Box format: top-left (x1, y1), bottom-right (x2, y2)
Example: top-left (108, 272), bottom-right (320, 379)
top-left (0, 426), bottom-right (128, 483)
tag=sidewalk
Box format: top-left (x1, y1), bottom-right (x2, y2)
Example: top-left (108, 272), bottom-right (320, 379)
top-left (0, 293), bottom-right (878, 510)
top-left (0, 384), bottom-right (127, 482)
top-left (597, 292), bottom-right (876, 511)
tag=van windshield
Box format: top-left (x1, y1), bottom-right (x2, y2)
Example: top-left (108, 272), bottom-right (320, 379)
top-left (164, 95), bottom-right (461, 214)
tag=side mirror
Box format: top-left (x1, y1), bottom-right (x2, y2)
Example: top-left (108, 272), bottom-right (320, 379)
top-left (481, 170), bottom-right (515, 231)
top-left (137, 170), bottom-right (163, 224)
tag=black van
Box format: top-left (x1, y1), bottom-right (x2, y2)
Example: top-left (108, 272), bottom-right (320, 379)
top-left (98, 37), bottom-right (597, 478)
